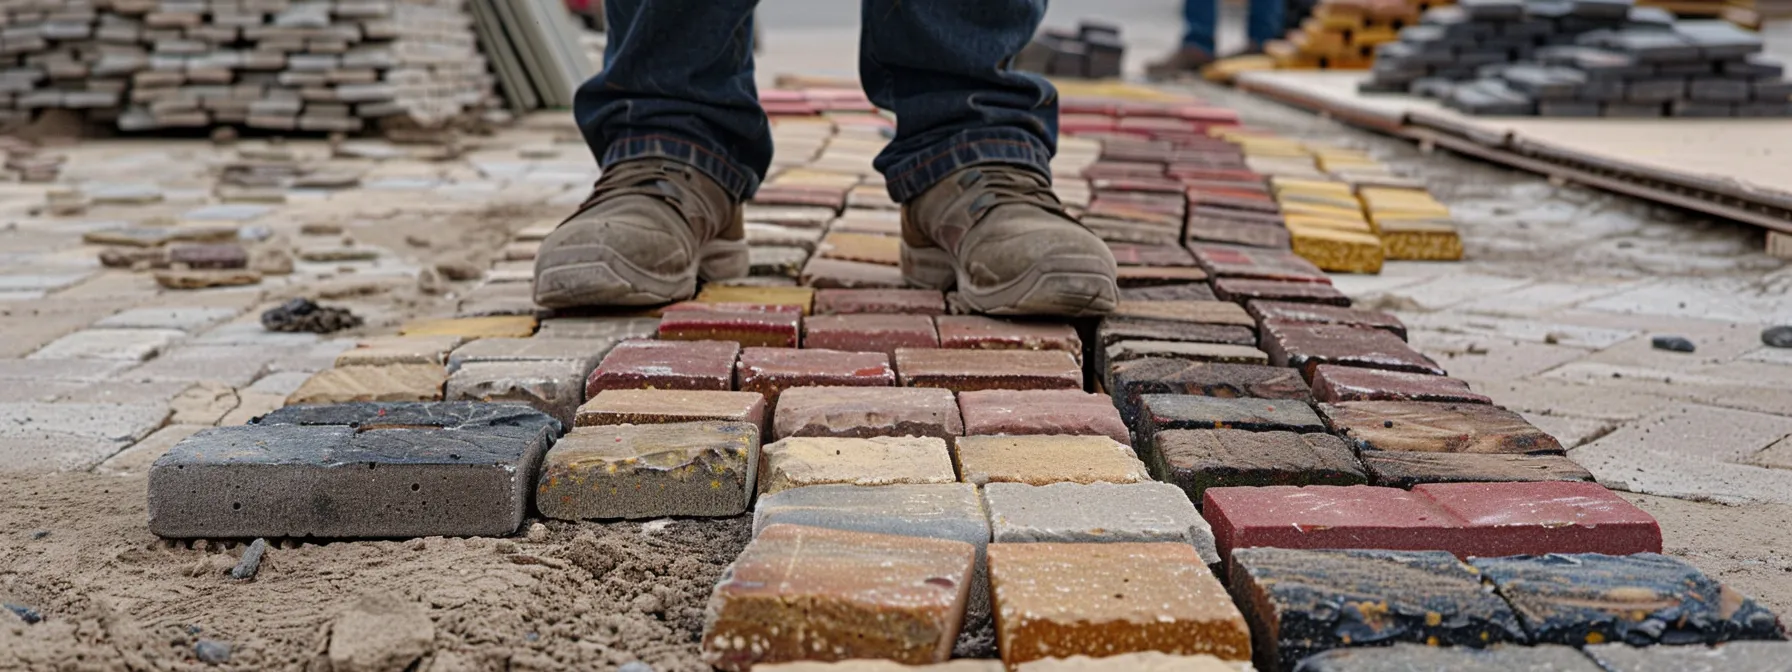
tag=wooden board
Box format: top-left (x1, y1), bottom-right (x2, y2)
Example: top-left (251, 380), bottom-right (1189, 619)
top-left (1235, 70), bottom-right (1792, 235)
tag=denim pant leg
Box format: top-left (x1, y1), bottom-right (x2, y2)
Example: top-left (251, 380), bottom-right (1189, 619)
top-left (1248, 0), bottom-right (1287, 47)
top-left (572, 0), bottom-right (768, 199)
top-left (859, 0), bottom-right (1059, 203)
top-left (1181, 0), bottom-right (1218, 54)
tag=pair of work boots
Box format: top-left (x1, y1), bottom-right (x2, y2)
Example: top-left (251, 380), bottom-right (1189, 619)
top-left (533, 158), bottom-right (1119, 316)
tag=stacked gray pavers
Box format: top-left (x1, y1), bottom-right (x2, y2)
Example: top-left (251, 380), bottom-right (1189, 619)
top-left (1363, 0), bottom-right (1789, 117)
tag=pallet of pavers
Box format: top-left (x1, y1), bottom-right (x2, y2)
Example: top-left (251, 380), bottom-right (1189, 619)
top-left (142, 82), bottom-right (1790, 671)
top-left (1269, 0), bottom-right (1452, 70)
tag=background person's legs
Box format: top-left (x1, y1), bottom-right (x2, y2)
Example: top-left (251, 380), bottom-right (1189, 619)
top-left (1147, 0), bottom-right (1217, 77)
top-left (1246, 0), bottom-right (1286, 52)
top-left (573, 0), bottom-right (769, 199)
top-left (857, 0), bottom-right (1058, 203)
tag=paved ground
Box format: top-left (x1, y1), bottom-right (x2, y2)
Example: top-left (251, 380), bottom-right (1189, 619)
top-left (4, 17), bottom-right (1792, 668)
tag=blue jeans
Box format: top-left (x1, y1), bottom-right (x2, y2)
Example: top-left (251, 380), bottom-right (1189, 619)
top-left (1181, 0), bottom-right (1285, 55)
top-left (575, 0), bottom-right (1059, 204)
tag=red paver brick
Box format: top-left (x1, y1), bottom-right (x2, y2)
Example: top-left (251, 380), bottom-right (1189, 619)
top-left (702, 524), bottom-right (974, 670)
top-left (584, 339), bottom-right (739, 396)
top-left (1112, 300), bottom-right (1256, 328)
top-left (1203, 482), bottom-right (1662, 565)
top-left (1213, 278), bottom-right (1351, 306)
top-left (803, 314), bottom-right (938, 356)
top-left (935, 316), bottom-right (1083, 363)
top-left (1261, 322), bottom-right (1445, 380)
top-left (1310, 365), bottom-right (1490, 404)
top-left (1245, 300), bottom-right (1407, 339)
top-left (1414, 481), bottom-right (1662, 558)
top-left (1118, 283), bottom-right (1218, 302)
top-left (895, 349), bottom-right (1082, 392)
top-left (1185, 216), bottom-right (1292, 250)
top-left (986, 542), bottom-right (1252, 669)
top-left (658, 310), bottom-right (801, 348)
top-left (1203, 485), bottom-right (1468, 566)
top-left (1189, 243), bottom-right (1329, 283)
top-left (958, 389), bottom-right (1130, 446)
top-left (813, 289), bottom-right (946, 315)
top-left (773, 386), bottom-right (962, 441)
top-left (737, 348), bottom-right (893, 406)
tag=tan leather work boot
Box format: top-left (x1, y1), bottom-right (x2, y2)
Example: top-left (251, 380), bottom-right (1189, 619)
top-left (533, 158), bottom-right (747, 308)
top-left (901, 165), bottom-right (1118, 317)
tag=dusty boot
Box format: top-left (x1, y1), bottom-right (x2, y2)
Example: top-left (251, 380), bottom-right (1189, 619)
top-left (1145, 46), bottom-right (1216, 80)
top-left (901, 165), bottom-right (1118, 317)
top-left (533, 158), bottom-right (746, 308)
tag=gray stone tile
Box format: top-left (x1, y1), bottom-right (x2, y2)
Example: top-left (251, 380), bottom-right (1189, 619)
top-left (94, 307), bottom-right (240, 331)
top-left (445, 337), bottom-right (609, 373)
top-left (181, 204), bottom-right (271, 221)
top-left (0, 272), bottom-right (92, 292)
top-left (243, 371), bottom-right (314, 396)
top-left (1, 433), bottom-right (130, 473)
top-left (0, 402), bottom-right (170, 444)
top-left (982, 481), bottom-right (1217, 565)
top-left (192, 322), bottom-right (320, 347)
top-left (149, 407), bottom-right (558, 538)
top-left (124, 345), bottom-right (274, 386)
top-left (97, 424), bottom-right (210, 476)
top-left (445, 360), bottom-right (588, 428)
top-left (28, 328), bottom-right (187, 361)
top-left (1572, 403), bottom-right (1792, 506)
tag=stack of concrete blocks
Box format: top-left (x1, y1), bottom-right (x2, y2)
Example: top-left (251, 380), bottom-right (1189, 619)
top-left (0, 0), bottom-right (493, 132)
top-left (1268, 0), bottom-right (1451, 70)
top-left (1015, 21), bottom-right (1125, 80)
top-left (1364, 0), bottom-right (1790, 117)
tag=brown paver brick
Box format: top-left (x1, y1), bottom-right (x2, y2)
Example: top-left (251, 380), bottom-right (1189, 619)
top-left (1362, 452), bottom-right (1596, 488)
top-left (1319, 401), bottom-right (1566, 454)
top-left (803, 314), bottom-right (938, 356)
top-left (818, 231), bottom-right (902, 266)
top-left (896, 349), bottom-right (1082, 392)
top-left (737, 348), bottom-right (893, 405)
top-left (336, 335), bottom-right (465, 367)
top-left (953, 435), bottom-right (1149, 486)
top-left (1245, 300), bottom-right (1407, 339)
top-left (1107, 358), bottom-right (1313, 428)
top-left (760, 436), bottom-right (957, 494)
top-left (773, 386), bottom-right (962, 440)
top-left (1212, 278), bottom-right (1350, 306)
top-left (958, 389), bottom-right (1130, 446)
top-left (1014, 653), bottom-right (1242, 671)
top-left (1310, 365), bottom-right (1490, 404)
top-left (286, 364), bottom-right (446, 405)
top-left (575, 389), bottom-right (766, 434)
top-left (1153, 429), bottom-right (1365, 506)
top-left (1189, 243), bottom-right (1329, 283)
top-left (1097, 316), bottom-right (1256, 348)
top-left (445, 337), bottom-right (609, 372)
top-left (935, 315), bottom-right (1083, 363)
top-left (537, 421), bottom-right (759, 520)
top-left (800, 257), bottom-right (910, 289)
top-left (987, 542), bottom-right (1251, 669)
top-left (1105, 341), bottom-right (1271, 367)
top-left (813, 289), bottom-right (946, 315)
top-left (1261, 322), bottom-right (1445, 380)
top-left (658, 309), bottom-right (802, 348)
top-left (1112, 300), bottom-right (1255, 328)
top-left (703, 524), bottom-right (976, 670)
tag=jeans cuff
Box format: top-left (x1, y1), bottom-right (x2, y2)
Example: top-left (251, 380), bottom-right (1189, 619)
top-left (601, 132), bottom-right (760, 200)
top-left (882, 129), bottom-right (1055, 203)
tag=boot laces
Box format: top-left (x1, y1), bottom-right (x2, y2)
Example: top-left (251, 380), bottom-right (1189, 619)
top-left (962, 166), bottom-right (1065, 221)
top-left (579, 161), bottom-right (690, 211)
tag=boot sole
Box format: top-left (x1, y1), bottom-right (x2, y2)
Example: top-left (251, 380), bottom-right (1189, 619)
top-left (533, 239), bottom-right (748, 308)
top-left (902, 243), bottom-right (1119, 317)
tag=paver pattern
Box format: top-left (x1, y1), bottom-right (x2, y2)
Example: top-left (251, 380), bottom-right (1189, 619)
top-left (4, 74), bottom-right (1789, 670)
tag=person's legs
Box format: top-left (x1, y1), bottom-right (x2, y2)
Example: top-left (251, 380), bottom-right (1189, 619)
top-left (536, 0), bottom-right (762, 308)
top-left (574, 0), bottom-right (767, 196)
top-left (1246, 0), bottom-right (1286, 52)
top-left (861, 0), bottom-right (1118, 317)
top-left (1148, 0), bottom-right (1218, 78)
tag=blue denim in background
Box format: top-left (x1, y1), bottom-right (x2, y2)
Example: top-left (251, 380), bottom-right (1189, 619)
top-left (573, 0), bottom-right (1060, 204)
top-left (1181, 0), bottom-right (1287, 55)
